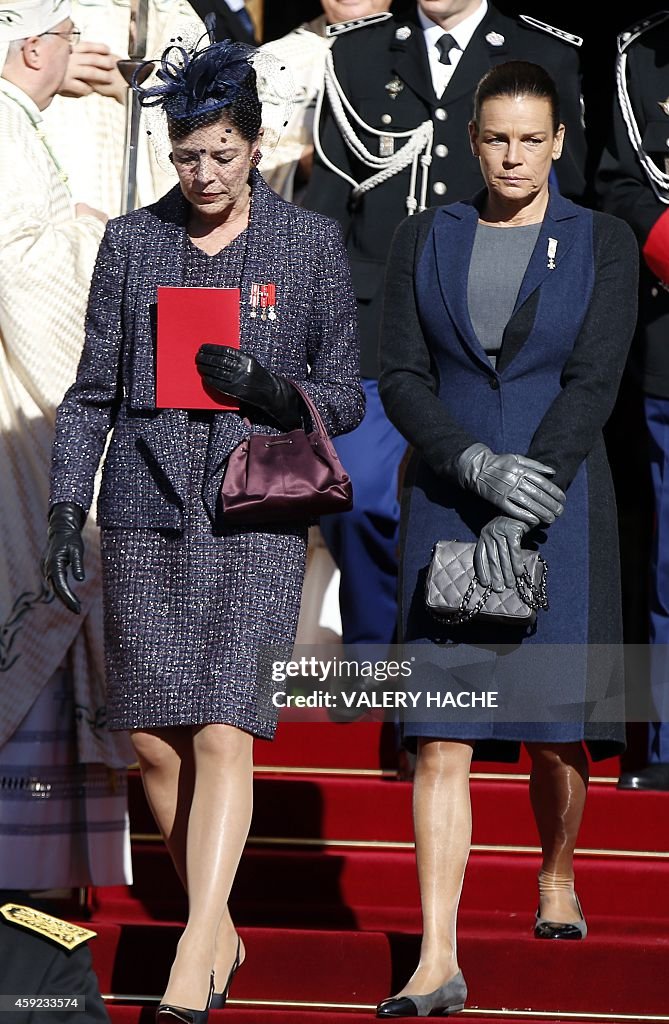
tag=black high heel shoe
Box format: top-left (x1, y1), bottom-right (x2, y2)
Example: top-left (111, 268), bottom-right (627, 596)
top-left (156, 970), bottom-right (215, 1023)
top-left (534, 893), bottom-right (587, 940)
top-left (376, 970), bottom-right (467, 1018)
top-left (210, 935), bottom-right (243, 1010)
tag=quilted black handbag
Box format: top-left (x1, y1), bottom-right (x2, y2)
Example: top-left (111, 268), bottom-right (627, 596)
top-left (425, 539), bottom-right (548, 625)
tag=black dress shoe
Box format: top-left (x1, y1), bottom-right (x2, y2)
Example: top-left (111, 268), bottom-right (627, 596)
top-left (210, 935), bottom-right (242, 1010)
top-left (617, 763), bottom-right (669, 791)
top-left (156, 971), bottom-right (214, 1023)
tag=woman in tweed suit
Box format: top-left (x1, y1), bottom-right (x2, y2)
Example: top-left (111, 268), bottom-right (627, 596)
top-left (44, 37), bottom-right (363, 1023)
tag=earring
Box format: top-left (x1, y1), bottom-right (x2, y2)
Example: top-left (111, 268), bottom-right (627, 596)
top-left (251, 149), bottom-right (262, 167)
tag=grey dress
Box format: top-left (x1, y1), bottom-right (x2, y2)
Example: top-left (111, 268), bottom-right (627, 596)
top-left (101, 231), bottom-right (307, 738)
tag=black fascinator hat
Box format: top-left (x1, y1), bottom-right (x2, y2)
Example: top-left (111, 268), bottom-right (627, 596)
top-left (132, 19), bottom-right (295, 159)
top-left (133, 37), bottom-right (257, 124)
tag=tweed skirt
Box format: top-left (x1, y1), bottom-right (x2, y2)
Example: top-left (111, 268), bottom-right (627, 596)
top-left (100, 419), bottom-right (307, 738)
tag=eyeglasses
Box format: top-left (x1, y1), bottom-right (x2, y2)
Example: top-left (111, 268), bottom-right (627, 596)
top-left (40, 27), bottom-right (81, 45)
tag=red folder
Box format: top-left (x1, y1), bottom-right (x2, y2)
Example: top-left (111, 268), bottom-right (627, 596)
top-left (156, 286), bottom-right (241, 410)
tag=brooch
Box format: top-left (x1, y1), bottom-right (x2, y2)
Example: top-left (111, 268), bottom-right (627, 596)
top-left (485, 31), bottom-right (505, 46)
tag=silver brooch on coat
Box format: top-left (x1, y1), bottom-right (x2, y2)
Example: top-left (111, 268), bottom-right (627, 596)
top-left (658, 98), bottom-right (669, 117)
top-left (395, 26), bottom-right (412, 41)
top-left (249, 283), bottom-right (277, 321)
top-left (547, 237), bottom-right (558, 270)
top-left (485, 31), bottom-right (505, 46)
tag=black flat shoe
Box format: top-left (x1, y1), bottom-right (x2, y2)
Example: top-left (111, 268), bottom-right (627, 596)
top-left (156, 971), bottom-right (214, 1023)
top-left (617, 763), bottom-right (669, 791)
top-left (376, 970), bottom-right (467, 1017)
top-left (210, 935), bottom-right (242, 1010)
top-left (534, 894), bottom-right (587, 940)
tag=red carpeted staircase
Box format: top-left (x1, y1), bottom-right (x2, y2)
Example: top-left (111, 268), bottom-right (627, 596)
top-left (81, 721), bottom-right (668, 1023)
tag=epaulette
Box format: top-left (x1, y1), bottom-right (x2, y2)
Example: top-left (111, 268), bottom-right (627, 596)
top-left (0, 904), bottom-right (97, 951)
top-left (617, 10), bottom-right (669, 54)
top-left (326, 12), bottom-right (392, 38)
top-left (518, 15), bottom-right (583, 48)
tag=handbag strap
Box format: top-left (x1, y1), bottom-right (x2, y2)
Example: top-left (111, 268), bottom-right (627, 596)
top-left (289, 382), bottom-right (339, 459)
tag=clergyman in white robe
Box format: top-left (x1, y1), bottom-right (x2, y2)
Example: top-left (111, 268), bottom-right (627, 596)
top-left (0, 73), bottom-right (134, 889)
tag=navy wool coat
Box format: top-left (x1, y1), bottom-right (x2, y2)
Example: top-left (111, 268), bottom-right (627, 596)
top-left (50, 172), bottom-right (365, 529)
top-left (378, 191), bottom-right (639, 759)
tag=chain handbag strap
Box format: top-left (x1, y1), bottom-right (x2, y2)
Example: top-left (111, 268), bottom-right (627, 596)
top-left (515, 556), bottom-right (549, 612)
top-left (432, 555), bottom-right (549, 625)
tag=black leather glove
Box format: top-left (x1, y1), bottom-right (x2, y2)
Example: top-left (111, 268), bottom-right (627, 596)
top-left (43, 502), bottom-right (86, 614)
top-left (474, 516), bottom-right (532, 593)
top-left (195, 346), bottom-right (303, 430)
top-left (454, 443), bottom-right (565, 526)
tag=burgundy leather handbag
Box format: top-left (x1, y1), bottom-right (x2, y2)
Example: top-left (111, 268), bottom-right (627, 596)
top-left (220, 383), bottom-right (353, 524)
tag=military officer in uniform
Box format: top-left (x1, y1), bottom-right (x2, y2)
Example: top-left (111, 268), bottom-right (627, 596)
top-left (597, 11), bottom-right (669, 792)
top-left (0, 897), bottom-right (109, 1022)
top-left (303, 0), bottom-right (588, 678)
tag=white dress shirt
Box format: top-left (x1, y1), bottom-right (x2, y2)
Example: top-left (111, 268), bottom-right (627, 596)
top-left (418, 0), bottom-right (488, 99)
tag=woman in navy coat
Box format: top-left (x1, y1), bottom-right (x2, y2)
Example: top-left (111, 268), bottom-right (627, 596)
top-left (376, 61), bottom-right (638, 1017)
top-left (44, 38), bottom-right (363, 1023)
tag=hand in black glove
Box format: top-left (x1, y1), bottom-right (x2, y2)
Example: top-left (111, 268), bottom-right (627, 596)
top-left (195, 346), bottom-right (303, 430)
top-left (454, 443), bottom-right (565, 526)
top-left (42, 502), bottom-right (86, 614)
top-left (474, 516), bottom-right (531, 593)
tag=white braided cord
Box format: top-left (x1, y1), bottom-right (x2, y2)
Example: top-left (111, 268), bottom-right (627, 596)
top-left (616, 49), bottom-right (669, 205)
top-left (313, 50), bottom-right (434, 215)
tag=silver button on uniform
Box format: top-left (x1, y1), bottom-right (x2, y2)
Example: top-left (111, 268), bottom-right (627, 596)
top-left (381, 113), bottom-right (392, 125)
top-left (435, 108), bottom-right (448, 121)
top-left (433, 181), bottom-right (447, 196)
top-left (435, 144), bottom-right (449, 158)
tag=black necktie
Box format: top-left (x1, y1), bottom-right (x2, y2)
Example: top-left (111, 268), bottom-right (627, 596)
top-left (436, 33), bottom-right (458, 65)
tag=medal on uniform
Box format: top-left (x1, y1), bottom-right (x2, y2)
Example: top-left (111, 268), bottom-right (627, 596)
top-left (395, 26), bottom-right (412, 41)
top-left (385, 77), bottom-right (404, 101)
top-left (485, 31), bottom-right (505, 46)
top-left (379, 135), bottom-right (395, 157)
top-left (547, 237), bottom-right (558, 270)
top-left (249, 283), bottom-right (277, 321)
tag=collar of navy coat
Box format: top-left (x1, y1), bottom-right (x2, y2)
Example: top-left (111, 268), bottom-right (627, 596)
top-left (427, 188), bottom-right (582, 375)
top-left (109, 170), bottom-right (302, 525)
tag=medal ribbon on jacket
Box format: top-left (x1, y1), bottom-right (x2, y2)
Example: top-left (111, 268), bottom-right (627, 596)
top-left (249, 283), bottom-right (277, 321)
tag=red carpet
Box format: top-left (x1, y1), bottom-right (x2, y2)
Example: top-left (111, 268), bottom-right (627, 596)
top-left (86, 721), bottom-right (667, 1022)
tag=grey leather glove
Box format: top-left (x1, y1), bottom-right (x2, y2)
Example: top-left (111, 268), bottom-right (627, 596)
top-left (42, 502), bottom-right (86, 614)
top-left (195, 346), bottom-right (303, 430)
top-left (474, 516), bottom-right (531, 593)
top-left (454, 443), bottom-right (565, 526)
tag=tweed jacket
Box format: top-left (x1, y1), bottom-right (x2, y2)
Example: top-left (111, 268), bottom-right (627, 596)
top-left (50, 172), bottom-right (364, 529)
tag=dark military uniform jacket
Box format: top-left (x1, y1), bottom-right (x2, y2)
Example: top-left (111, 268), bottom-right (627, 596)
top-left (0, 902), bottom-right (109, 1024)
top-left (188, 0), bottom-right (256, 44)
top-left (596, 12), bottom-right (669, 399)
top-left (304, 5), bottom-right (587, 377)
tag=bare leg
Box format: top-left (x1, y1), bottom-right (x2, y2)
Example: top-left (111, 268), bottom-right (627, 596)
top-left (134, 724), bottom-right (253, 1010)
top-left (397, 739), bottom-right (474, 997)
top-left (131, 727), bottom-right (194, 890)
top-left (526, 741), bottom-right (589, 922)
